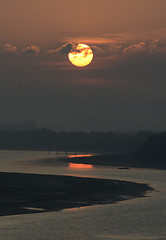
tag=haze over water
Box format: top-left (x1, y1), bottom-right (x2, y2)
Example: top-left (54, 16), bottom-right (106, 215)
top-left (1, 1), bottom-right (166, 239)
top-left (0, 150), bottom-right (166, 240)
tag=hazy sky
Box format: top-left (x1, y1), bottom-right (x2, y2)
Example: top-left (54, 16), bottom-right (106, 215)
top-left (1, 0), bottom-right (166, 131)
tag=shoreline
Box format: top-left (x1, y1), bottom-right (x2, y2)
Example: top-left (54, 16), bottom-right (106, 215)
top-left (61, 153), bottom-right (166, 170)
top-left (0, 172), bottom-right (153, 217)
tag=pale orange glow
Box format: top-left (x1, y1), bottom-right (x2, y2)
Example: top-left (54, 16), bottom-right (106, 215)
top-left (68, 44), bottom-right (93, 67)
top-left (68, 163), bottom-right (93, 169)
top-left (68, 154), bottom-right (93, 158)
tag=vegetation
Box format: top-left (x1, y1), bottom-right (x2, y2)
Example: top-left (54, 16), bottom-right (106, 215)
top-left (138, 132), bottom-right (166, 162)
top-left (0, 129), bottom-right (153, 152)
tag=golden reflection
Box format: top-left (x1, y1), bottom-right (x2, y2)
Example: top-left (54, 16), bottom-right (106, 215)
top-left (68, 163), bottom-right (93, 169)
top-left (68, 154), bottom-right (93, 158)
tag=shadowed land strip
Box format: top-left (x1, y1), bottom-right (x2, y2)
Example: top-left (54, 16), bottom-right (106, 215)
top-left (60, 153), bottom-right (166, 170)
top-left (0, 172), bottom-right (153, 217)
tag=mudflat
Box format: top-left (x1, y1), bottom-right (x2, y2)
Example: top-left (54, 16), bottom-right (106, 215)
top-left (0, 172), bottom-right (152, 216)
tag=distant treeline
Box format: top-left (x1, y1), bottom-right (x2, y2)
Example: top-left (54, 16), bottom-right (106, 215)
top-left (138, 132), bottom-right (166, 160)
top-left (0, 129), bottom-right (153, 152)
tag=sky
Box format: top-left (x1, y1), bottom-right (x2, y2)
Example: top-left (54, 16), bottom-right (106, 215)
top-left (0, 0), bottom-right (166, 132)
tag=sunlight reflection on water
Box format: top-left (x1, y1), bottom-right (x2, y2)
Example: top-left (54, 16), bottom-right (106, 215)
top-left (68, 162), bottom-right (93, 169)
top-left (0, 150), bottom-right (166, 240)
top-left (68, 154), bottom-right (93, 158)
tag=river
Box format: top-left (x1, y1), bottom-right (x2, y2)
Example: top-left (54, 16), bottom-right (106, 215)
top-left (0, 150), bottom-right (166, 240)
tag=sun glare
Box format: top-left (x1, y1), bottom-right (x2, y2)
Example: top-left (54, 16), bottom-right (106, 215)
top-left (68, 43), bottom-right (93, 67)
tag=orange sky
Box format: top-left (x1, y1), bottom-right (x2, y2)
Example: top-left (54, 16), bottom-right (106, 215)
top-left (1, 0), bottom-right (166, 44)
top-left (0, 0), bottom-right (166, 131)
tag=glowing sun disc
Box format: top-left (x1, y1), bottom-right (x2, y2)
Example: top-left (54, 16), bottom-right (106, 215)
top-left (68, 43), bottom-right (93, 67)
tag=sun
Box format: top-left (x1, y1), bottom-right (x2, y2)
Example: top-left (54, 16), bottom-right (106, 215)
top-left (68, 43), bottom-right (93, 67)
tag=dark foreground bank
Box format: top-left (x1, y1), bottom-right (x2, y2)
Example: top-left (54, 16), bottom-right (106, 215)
top-left (0, 172), bottom-right (153, 217)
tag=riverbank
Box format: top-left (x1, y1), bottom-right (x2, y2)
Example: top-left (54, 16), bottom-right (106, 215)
top-left (0, 172), bottom-right (152, 217)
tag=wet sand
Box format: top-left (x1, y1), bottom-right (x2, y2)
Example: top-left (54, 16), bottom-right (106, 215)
top-left (0, 172), bottom-right (152, 217)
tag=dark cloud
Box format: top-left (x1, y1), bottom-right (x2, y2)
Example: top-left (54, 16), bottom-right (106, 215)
top-left (123, 42), bottom-right (146, 54)
top-left (47, 42), bottom-right (94, 56)
top-left (47, 43), bottom-right (76, 55)
top-left (91, 45), bottom-right (102, 53)
top-left (122, 39), bottom-right (164, 56)
top-left (22, 45), bottom-right (40, 55)
top-left (61, 43), bottom-right (77, 54)
top-left (109, 44), bottom-right (123, 54)
top-left (0, 43), bottom-right (17, 54)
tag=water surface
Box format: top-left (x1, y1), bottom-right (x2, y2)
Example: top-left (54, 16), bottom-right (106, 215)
top-left (0, 150), bottom-right (166, 240)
